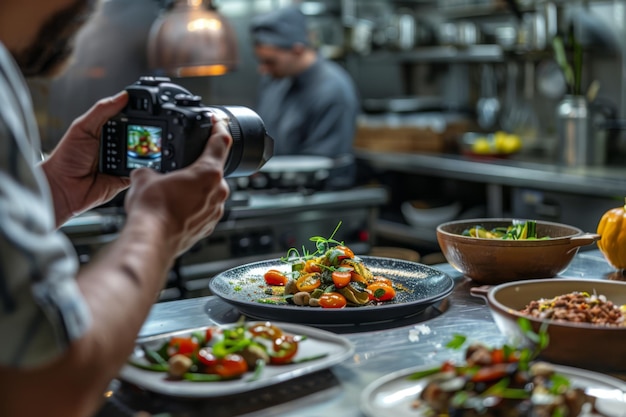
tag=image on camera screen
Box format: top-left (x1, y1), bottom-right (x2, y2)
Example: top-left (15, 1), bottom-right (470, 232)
top-left (126, 124), bottom-right (162, 170)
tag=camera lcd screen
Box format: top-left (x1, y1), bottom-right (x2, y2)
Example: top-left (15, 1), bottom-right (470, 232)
top-left (126, 124), bottom-right (162, 170)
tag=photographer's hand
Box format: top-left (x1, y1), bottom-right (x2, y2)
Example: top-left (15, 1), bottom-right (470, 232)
top-left (0, 116), bottom-right (232, 417)
top-left (41, 91), bottom-right (131, 227)
top-left (123, 114), bottom-right (232, 256)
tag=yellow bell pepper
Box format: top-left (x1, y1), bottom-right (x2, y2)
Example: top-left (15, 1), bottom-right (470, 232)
top-left (597, 198), bottom-right (626, 270)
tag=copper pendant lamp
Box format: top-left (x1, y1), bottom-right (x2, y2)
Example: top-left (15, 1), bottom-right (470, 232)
top-left (147, 0), bottom-right (238, 77)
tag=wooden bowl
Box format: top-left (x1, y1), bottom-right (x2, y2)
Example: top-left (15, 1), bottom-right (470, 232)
top-left (472, 279), bottom-right (626, 372)
top-left (436, 218), bottom-right (600, 284)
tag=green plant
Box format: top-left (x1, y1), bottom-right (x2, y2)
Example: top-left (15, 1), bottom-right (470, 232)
top-left (552, 29), bottom-right (584, 95)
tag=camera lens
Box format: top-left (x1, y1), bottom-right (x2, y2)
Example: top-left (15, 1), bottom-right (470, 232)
top-left (207, 106), bottom-right (274, 178)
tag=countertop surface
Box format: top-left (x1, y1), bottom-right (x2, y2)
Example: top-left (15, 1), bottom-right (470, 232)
top-left (356, 150), bottom-right (626, 198)
top-left (98, 249), bottom-right (626, 417)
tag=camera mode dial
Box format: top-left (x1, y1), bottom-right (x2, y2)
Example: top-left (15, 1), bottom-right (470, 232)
top-left (174, 94), bottom-right (202, 107)
top-left (137, 76), bottom-right (171, 86)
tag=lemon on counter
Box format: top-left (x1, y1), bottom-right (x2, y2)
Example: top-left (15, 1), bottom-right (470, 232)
top-left (471, 137), bottom-right (493, 154)
top-left (494, 131), bottom-right (522, 154)
top-left (466, 131), bottom-right (522, 155)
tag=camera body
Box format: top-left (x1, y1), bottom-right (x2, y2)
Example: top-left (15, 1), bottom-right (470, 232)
top-left (100, 76), bottom-right (273, 178)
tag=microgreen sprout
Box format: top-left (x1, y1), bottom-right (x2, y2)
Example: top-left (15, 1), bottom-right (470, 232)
top-left (280, 221), bottom-right (345, 263)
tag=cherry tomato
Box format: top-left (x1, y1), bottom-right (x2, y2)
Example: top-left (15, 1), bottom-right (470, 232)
top-left (490, 348), bottom-right (519, 364)
top-left (491, 348), bottom-right (505, 364)
top-left (264, 269), bottom-right (288, 286)
top-left (440, 360), bottom-right (456, 373)
top-left (205, 328), bottom-right (213, 344)
top-left (331, 269), bottom-right (352, 289)
top-left (372, 276), bottom-right (393, 286)
top-left (335, 245), bottom-right (355, 260)
top-left (470, 363), bottom-right (510, 383)
top-left (318, 292), bottom-right (347, 309)
top-left (367, 282), bottom-right (396, 302)
top-left (326, 246), bottom-right (355, 266)
top-left (167, 336), bottom-right (199, 357)
top-left (203, 353), bottom-right (249, 379)
top-left (197, 347), bottom-right (218, 367)
top-left (349, 271), bottom-right (368, 284)
top-left (304, 259), bottom-right (322, 273)
top-left (296, 273), bottom-right (321, 292)
top-left (248, 322), bottom-right (283, 340)
top-left (270, 335), bottom-right (299, 365)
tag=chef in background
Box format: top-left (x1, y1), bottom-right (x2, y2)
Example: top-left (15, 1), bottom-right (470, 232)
top-left (250, 5), bottom-right (360, 189)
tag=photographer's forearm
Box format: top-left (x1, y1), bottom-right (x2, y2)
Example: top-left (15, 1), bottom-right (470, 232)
top-left (0, 211), bottom-right (179, 417)
top-left (78, 210), bottom-right (178, 344)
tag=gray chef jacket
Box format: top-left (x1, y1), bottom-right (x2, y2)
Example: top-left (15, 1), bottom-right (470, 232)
top-left (255, 57), bottom-right (360, 188)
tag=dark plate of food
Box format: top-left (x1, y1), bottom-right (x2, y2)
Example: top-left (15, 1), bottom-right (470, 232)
top-left (208, 256), bottom-right (454, 326)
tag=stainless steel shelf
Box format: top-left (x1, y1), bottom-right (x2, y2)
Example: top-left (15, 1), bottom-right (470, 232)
top-left (399, 44), bottom-right (505, 62)
top-left (352, 44), bottom-right (505, 63)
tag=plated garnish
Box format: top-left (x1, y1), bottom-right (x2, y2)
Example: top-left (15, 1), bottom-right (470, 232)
top-left (128, 320), bottom-right (324, 382)
top-left (120, 321), bottom-right (354, 397)
top-left (260, 223), bottom-right (401, 308)
top-left (407, 320), bottom-right (611, 416)
top-left (519, 291), bottom-right (626, 326)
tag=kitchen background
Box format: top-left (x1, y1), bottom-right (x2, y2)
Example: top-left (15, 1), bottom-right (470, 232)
top-left (27, 0), bottom-right (626, 299)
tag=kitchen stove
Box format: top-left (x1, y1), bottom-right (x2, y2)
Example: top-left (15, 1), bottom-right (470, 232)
top-left (61, 186), bottom-right (388, 301)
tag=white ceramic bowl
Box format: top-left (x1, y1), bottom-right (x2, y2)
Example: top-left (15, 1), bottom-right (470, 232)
top-left (401, 200), bottom-right (461, 228)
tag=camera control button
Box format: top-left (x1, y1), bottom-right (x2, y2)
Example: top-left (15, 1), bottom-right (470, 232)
top-left (174, 94), bottom-right (202, 107)
top-left (167, 133), bottom-right (174, 141)
top-left (138, 76), bottom-right (169, 86)
top-left (163, 147), bottom-right (172, 157)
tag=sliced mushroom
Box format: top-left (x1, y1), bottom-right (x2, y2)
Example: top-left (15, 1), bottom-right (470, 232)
top-left (293, 291), bottom-right (311, 306)
top-left (240, 344), bottom-right (270, 368)
top-left (284, 279), bottom-right (298, 295)
top-left (168, 354), bottom-right (192, 379)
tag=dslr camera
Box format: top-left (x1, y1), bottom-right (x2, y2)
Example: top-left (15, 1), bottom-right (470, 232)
top-left (100, 76), bottom-right (273, 177)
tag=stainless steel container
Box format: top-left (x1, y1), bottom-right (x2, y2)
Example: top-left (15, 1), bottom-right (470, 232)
top-left (556, 95), bottom-right (601, 166)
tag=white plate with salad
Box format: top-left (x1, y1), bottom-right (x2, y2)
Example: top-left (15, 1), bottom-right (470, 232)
top-left (360, 346), bottom-right (626, 417)
top-left (118, 321), bottom-right (354, 398)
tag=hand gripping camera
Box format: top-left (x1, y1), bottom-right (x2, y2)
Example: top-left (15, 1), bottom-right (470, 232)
top-left (99, 76), bottom-right (274, 177)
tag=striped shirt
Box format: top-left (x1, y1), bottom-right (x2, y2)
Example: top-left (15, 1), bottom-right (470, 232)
top-left (0, 42), bottom-right (91, 368)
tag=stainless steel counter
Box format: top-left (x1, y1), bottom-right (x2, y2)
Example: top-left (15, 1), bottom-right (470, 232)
top-left (98, 249), bottom-right (625, 417)
top-left (356, 150), bottom-right (626, 198)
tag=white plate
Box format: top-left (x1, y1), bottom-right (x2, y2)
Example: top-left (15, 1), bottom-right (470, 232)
top-left (119, 321), bottom-right (354, 398)
top-left (361, 364), bottom-right (626, 417)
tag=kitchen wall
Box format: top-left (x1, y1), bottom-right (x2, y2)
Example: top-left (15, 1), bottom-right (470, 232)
top-left (29, 0), bottom-right (626, 159)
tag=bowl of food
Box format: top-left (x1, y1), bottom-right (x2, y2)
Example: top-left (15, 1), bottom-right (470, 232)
top-left (436, 218), bottom-right (600, 284)
top-left (471, 278), bottom-right (626, 371)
